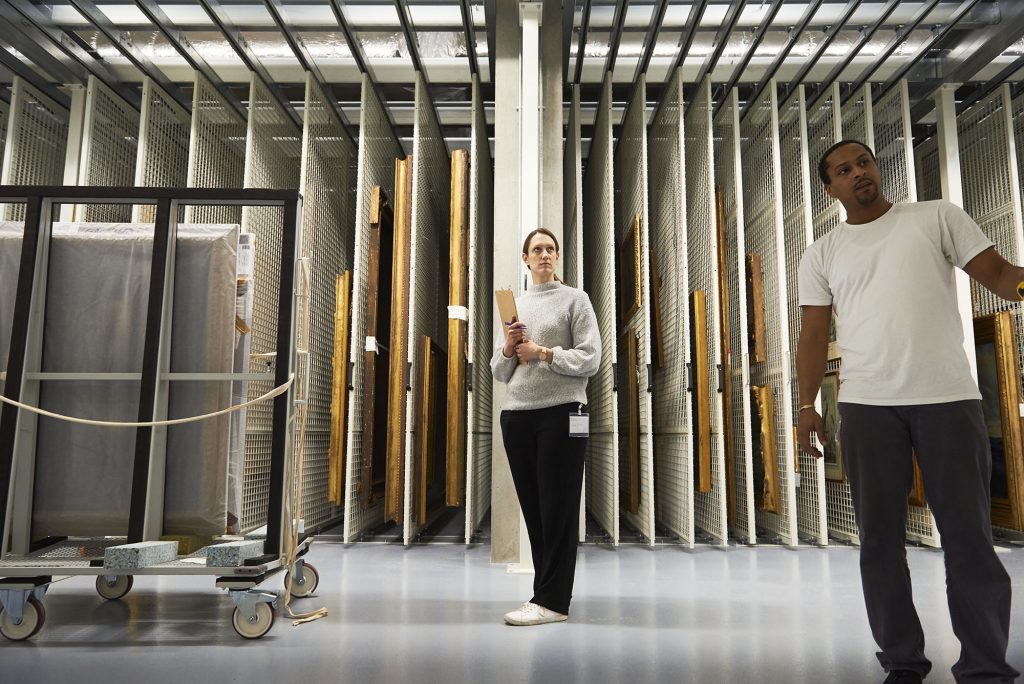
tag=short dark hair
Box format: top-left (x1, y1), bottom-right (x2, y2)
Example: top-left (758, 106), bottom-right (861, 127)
top-left (818, 139), bottom-right (875, 185)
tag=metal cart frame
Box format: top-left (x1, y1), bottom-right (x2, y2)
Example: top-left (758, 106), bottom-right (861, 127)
top-left (0, 186), bottom-right (315, 640)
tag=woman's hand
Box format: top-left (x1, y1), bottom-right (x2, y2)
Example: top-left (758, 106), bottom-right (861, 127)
top-left (503, 318), bottom-right (528, 358)
top-left (515, 340), bottom-right (547, 363)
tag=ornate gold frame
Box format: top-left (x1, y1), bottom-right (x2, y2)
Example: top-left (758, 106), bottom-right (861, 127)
top-left (751, 384), bottom-right (780, 513)
top-left (746, 254), bottom-right (767, 364)
top-left (446, 149), bottom-right (469, 507)
top-left (714, 187), bottom-right (734, 523)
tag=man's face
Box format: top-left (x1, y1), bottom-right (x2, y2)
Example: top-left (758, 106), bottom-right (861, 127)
top-left (823, 143), bottom-right (884, 209)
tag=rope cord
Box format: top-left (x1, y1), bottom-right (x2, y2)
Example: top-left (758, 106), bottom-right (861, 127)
top-left (0, 376), bottom-right (294, 427)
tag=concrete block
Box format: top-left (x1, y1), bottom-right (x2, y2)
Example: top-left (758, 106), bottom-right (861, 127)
top-left (104, 541), bottom-right (178, 569)
top-left (206, 540), bottom-right (264, 567)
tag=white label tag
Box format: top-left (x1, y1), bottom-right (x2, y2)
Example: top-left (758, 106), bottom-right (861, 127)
top-left (569, 413), bottom-right (589, 437)
top-left (365, 336), bottom-right (378, 353)
top-left (1019, 402), bottom-right (1024, 418)
top-left (795, 472), bottom-right (802, 488)
top-left (237, 234), bottom-right (255, 278)
top-left (448, 305), bottom-right (469, 321)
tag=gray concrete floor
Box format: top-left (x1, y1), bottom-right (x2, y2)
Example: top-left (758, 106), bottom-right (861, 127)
top-left (3, 542), bottom-right (1024, 683)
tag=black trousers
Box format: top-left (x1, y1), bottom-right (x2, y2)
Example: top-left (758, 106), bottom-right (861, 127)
top-left (840, 400), bottom-right (1018, 683)
top-left (500, 402), bottom-right (587, 615)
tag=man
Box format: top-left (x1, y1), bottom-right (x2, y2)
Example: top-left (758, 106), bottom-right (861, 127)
top-left (796, 139), bottom-right (1020, 684)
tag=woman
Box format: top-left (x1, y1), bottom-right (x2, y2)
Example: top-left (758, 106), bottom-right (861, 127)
top-left (490, 227), bottom-right (601, 626)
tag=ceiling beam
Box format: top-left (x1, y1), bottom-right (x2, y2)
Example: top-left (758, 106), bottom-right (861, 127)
top-left (692, 0), bottom-right (748, 91)
top-left (0, 11), bottom-right (85, 86)
top-left (714, 0), bottom-right (784, 115)
top-left (602, 0), bottom-right (628, 78)
top-left (827, 0), bottom-right (939, 109)
top-left (326, 0), bottom-right (369, 76)
top-left (0, 45), bottom-right (71, 108)
top-left (632, 0), bottom-right (668, 84)
top-left (484, 0), bottom-right (496, 81)
top-left (133, 0), bottom-right (248, 121)
top-left (394, 0), bottom-right (425, 74)
top-left (459, 0), bottom-right (479, 77)
top-left (572, 0), bottom-right (592, 84)
top-left (666, 0), bottom-right (709, 79)
top-left (66, 0), bottom-right (190, 112)
top-left (777, 0), bottom-right (863, 107)
top-left (957, 53), bottom-right (1024, 114)
top-left (905, 0), bottom-right (1022, 120)
top-left (196, 0), bottom-right (302, 129)
top-left (740, 0), bottom-right (822, 119)
top-left (0, 0), bottom-right (136, 107)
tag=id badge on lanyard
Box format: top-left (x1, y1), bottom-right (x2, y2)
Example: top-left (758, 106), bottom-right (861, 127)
top-left (569, 403), bottom-right (589, 438)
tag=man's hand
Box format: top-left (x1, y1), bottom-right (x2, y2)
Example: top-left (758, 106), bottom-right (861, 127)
top-left (797, 407), bottom-right (827, 459)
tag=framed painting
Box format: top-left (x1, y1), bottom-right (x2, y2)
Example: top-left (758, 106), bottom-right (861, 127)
top-left (360, 185), bottom-right (393, 509)
top-left (689, 291), bottom-right (712, 493)
top-left (385, 157), bottom-right (413, 525)
top-left (820, 370), bottom-right (844, 481)
top-left (745, 254), bottom-right (767, 364)
top-left (618, 328), bottom-right (641, 514)
top-left (415, 335), bottom-right (448, 525)
top-left (714, 186), bottom-right (735, 524)
top-left (328, 270), bottom-right (352, 506)
top-left (974, 312), bottom-right (1024, 530)
top-left (446, 149), bottom-right (469, 507)
top-left (750, 384), bottom-right (780, 514)
top-left (908, 452), bottom-right (926, 508)
top-left (618, 213), bottom-right (642, 323)
top-left (827, 310), bottom-right (841, 361)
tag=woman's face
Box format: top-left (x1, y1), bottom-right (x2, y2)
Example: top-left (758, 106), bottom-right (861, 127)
top-left (522, 233), bottom-right (559, 279)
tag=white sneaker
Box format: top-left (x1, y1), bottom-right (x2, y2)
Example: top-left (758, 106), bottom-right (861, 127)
top-left (503, 602), bottom-right (568, 626)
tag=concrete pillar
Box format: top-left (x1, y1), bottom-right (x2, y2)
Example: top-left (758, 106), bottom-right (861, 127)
top-left (541, 0), bottom-right (564, 243)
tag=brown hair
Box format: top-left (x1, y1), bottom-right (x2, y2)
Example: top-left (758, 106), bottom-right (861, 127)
top-left (522, 227), bottom-right (561, 282)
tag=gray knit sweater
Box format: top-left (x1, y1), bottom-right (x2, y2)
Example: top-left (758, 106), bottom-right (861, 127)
top-left (490, 281), bottom-right (601, 411)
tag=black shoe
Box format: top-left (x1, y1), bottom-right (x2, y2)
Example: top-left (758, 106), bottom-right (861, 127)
top-left (883, 671), bottom-right (923, 684)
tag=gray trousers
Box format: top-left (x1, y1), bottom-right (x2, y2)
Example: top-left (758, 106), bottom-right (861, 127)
top-left (840, 400), bottom-right (1018, 683)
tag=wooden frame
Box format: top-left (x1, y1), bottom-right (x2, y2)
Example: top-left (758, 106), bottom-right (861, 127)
top-left (385, 157), bottom-right (413, 525)
top-left (820, 369), bottom-right (844, 482)
top-left (328, 270), bottom-right (352, 506)
top-left (649, 247), bottom-right (665, 369)
top-left (360, 186), bottom-right (393, 508)
top-left (745, 254), bottom-right (767, 364)
top-left (415, 335), bottom-right (447, 525)
top-left (750, 384), bottom-right (780, 514)
top-left (908, 452), bottom-right (926, 508)
top-left (714, 186), bottom-right (734, 524)
top-left (618, 213), bottom-right (642, 323)
top-left (619, 328), bottom-right (641, 514)
top-left (827, 310), bottom-right (841, 361)
top-left (689, 291), bottom-right (712, 493)
top-left (974, 312), bottom-right (1024, 530)
top-left (446, 149), bottom-right (469, 507)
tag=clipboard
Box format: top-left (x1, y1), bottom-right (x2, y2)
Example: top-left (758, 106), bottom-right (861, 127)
top-left (495, 289), bottom-right (527, 365)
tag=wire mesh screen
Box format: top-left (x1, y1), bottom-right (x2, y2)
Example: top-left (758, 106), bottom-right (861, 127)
top-left (0, 78), bottom-right (69, 221)
top-left (344, 75), bottom-right (402, 542)
top-left (185, 72), bottom-right (247, 225)
top-left (741, 83), bottom-right (798, 545)
top-left (874, 82), bottom-right (941, 546)
top-left (778, 86), bottom-right (827, 546)
top-left (686, 77), bottom-right (728, 544)
top-left (915, 136), bottom-right (941, 202)
top-left (714, 88), bottom-right (755, 544)
top-left (960, 86), bottom-right (1024, 540)
top-left (564, 86), bottom-right (583, 289)
top-left (297, 75), bottom-right (357, 531)
top-left (0, 98), bottom-right (8, 176)
top-left (807, 84), bottom-right (858, 543)
top-left (614, 76), bottom-right (656, 544)
top-left (842, 84), bottom-right (872, 149)
top-left (239, 74), bottom-right (301, 533)
top-left (582, 75), bottom-right (619, 544)
top-left (874, 82), bottom-right (916, 205)
top-left (403, 72), bottom-right (451, 544)
top-left (650, 69), bottom-right (694, 546)
top-left (466, 75), bottom-right (493, 541)
top-left (79, 76), bottom-right (139, 223)
top-left (133, 78), bottom-right (190, 223)
top-left (1015, 93), bottom-right (1024, 214)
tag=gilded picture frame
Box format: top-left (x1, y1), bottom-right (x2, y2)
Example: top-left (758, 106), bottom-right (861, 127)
top-left (689, 291), bottom-right (712, 493)
top-left (745, 254), bottom-right (767, 364)
top-left (328, 270), bottom-right (352, 506)
top-left (820, 370), bottom-right (844, 482)
top-left (714, 186), bottom-right (735, 524)
top-left (618, 213), bottom-right (642, 323)
top-left (445, 149), bottom-right (469, 507)
top-left (751, 384), bottom-right (780, 514)
top-left (974, 312), bottom-right (1024, 531)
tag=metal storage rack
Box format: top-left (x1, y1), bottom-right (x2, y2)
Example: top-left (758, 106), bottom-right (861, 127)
top-left (0, 185), bottom-right (313, 641)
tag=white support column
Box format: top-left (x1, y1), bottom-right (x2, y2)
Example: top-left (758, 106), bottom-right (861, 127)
top-left (934, 84), bottom-right (978, 382)
top-left (60, 84), bottom-right (88, 222)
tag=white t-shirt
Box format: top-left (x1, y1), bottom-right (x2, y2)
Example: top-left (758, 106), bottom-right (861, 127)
top-left (798, 200), bottom-right (992, 405)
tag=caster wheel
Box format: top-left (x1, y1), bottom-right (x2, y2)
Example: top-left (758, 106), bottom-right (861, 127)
top-left (285, 562), bottom-right (319, 599)
top-left (96, 575), bottom-right (133, 601)
top-left (231, 602), bottom-right (275, 640)
top-left (0, 596), bottom-right (45, 641)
